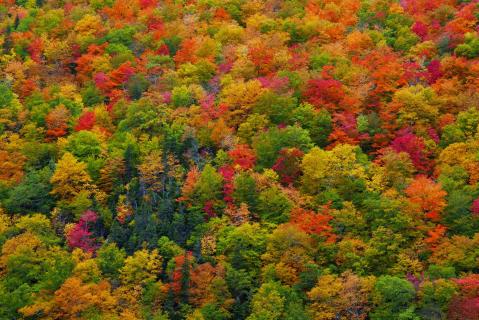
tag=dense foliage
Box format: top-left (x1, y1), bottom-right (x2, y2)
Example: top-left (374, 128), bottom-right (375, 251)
top-left (1, 0), bottom-right (479, 319)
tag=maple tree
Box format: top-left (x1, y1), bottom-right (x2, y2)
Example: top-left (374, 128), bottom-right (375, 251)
top-left (65, 210), bottom-right (99, 253)
top-left (74, 110), bottom-right (95, 131)
top-left (390, 131), bottom-right (432, 173)
top-left (448, 274), bottom-right (479, 320)
top-left (228, 144), bottom-right (256, 171)
top-left (289, 207), bottom-right (336, 242)
top-left (405, 175), bottom-right (447, 222)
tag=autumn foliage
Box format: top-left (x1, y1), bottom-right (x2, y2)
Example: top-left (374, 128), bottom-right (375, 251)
top-left (1, 0), bottom-right (479, 318)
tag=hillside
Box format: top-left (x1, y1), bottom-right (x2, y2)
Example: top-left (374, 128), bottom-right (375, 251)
top-left (1, 0), bottom-right (479, 319)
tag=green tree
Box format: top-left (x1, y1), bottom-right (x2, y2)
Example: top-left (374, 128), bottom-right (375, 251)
top-left (253, 126), bottom-right (312, 168)
top-left (370, 276), bottom-right (417, 320)
top-left (256, 187), bottom-right (292, 224)
top-left (3, 167), bottom-right (53, 214)
top-left (194, 164), bottom-right (224, 205)
top-left (96, 243), bottom-right (126, 280)
top-left (247, 281), bottom-right (308, 320)
top-left (292, 104), bottom-right (332, 148)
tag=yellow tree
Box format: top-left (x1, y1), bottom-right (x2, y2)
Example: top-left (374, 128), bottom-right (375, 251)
top-left (0, 208), bottom-right (12, 235)
top-left (138, 150), bottom-right (164, 193)
top-left (261, 224), bottom-right (315, 286)
top-left (438, 142), bottom-right (479, 184)
top-left (119, 249), bottom-right (162, 286)
top-left (50, 152), bottom-right (93, 201)
top-left (220, 79), bottom-right (265, 128)
top-left (20, 277), bottom-right (117, 319)
top-left (386, 85), bottom-right (441, 130)
top-left (301, 144), bottom-right (367, 195)
top-left (307, 271), bottom-right (376, 320)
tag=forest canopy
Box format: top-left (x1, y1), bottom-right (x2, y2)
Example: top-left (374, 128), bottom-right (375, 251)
top-left (1, 0), bottom-right (479, 319)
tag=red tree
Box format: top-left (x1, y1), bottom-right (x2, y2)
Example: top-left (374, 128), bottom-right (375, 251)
top-left (272, 148), bottom-right (304, 185)
top-left (219, 165), bottom-right (235, 206)
top-left (472, 198), bottom-right (479, 216)
top-left (391, 130), bottom-right (431, 172)
top-left (74, 111), bottom-right (96, 131)
top-left (228, 145), bottom-right (256, 170)
top-left (66, 210), bottom-right (99, 253)
top-left (170, 251), bottom-right (193, 297)
top-left (304, 78), bottom-right (345, 112)
top-left (27, 38), bottom-right (43, 63)
top-left (449, 275), bottom-right (479, 320)
top-left (174, 38), bottom-right (197, 65)
top-left (289, 206), bottom-right (336, 242)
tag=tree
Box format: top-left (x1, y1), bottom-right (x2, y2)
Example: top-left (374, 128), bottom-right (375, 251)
top-left (300, 144), bottom-right (367, 196)
top-left (272, 148), bottom-right (304, 185)
top-left (0, 233), bottom-right (74, 318)
top-left (14, 214), bottom-right (56, 241)
top-left (0, 133), bottom-right (26, 186)
top-left (247, 281), bottom-right (308, 320)
top-left (220, 80), bottom-right (265, 127)
top-left (193, 164), bottom-right (224, 216)
top-left (98, 156), bottom-right (126, 193)
top-left (228, 144), bottom-right (256, 171)
top-left (289, 207), bottom-right (336, 242)
top-left (126, 74), bottom-right (150, 100)
top-left (448, 274), bottom-right (479, 320)
top-left (253, 126), bottom-right (312, 168)
top-left (0, 149), bottom-right (26, 186)
top-left (138, 150), bottom-right (165, 193)
top-left (74, 110), bottom-right (95, 131)
top-left (225, 203), bottom-right (251, 226)
top-left (292, 103), bottom-right (333, 148)
top-left (50, 152), bottom-right (94, 201)
top-left (178, 166), bottom-right (200, 203)
top-left (3, 167), bottom-right (54, 214)
top-left (375, 149), bottom-right (415, 191)
top-left (256, 187), bottom-right (292, 224)
top-left (218, 223), bottom-right (267, 275)
top-left (65, 210), bottom-right (99, 253)
top-left (307, 271), bottom-right (375, 320)
top-left (65, 131), bottom-right (103, 160)
top-left (120, 249), bottom-right (162, 286)
top-left (370, 276), bottom-right (417, 320)
top-left (416, 278), bottom-right (457, 320)
top-left (429, 234), bottom-right (479, 273)
top-left (233, 172), bottom-right (258, 211)
top-left (189, 263), bottom-right (232, 310)
top-left (253, 92), bottom-right (297, 125)
top-left (95, 243), bottom-right (126, 280)
top-left (248, 282), bottom-right (287, 320)
top-left (304, 78), bottom-right (346, 113)
top-left (20, 277), bottom-right (117, 319)
top-left (405, 176), bottom-right (447, 222)
top-left (237, 114), bottom-right (270, 144)
top-left (390, 131), bottom-right (432, 173)
top-left (174, 38), bottom-right (197, 65)
top-left (45, 105), bottom-right (70, 140)
top-left (169, 251), bottom-right (193, 304)
top-left (262, 224), bottom-right (314, 286)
